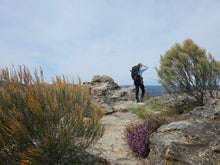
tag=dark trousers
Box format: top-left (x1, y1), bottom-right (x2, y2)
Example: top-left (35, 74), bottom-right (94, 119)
top-left (134, 79), bottom-right (145, 102)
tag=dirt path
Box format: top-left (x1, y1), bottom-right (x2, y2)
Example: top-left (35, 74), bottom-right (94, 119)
top-left (86, 111), bottom-right (145, 165)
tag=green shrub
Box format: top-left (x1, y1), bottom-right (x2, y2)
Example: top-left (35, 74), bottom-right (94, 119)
top-left (156, 39), bottom-right (220, 105)
top-left (0, 65), bottom-right (105, 164)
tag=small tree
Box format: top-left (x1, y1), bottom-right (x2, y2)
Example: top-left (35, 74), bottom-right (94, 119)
top-left (156, 39), bottom-right (220, 105)
top-left (0, 65), bottom-right (105, 164)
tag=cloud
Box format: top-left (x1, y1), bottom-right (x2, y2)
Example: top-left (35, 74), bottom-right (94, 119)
top-left (0, 0), bottom-right (219, 85)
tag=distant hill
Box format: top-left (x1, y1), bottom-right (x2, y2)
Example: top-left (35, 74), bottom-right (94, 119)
top-left (120, 85), bottom-right (164, 96)
top-left (121, 85), bottom-right (220, 97)
top-left (145, 85), bottom-right (164, 96)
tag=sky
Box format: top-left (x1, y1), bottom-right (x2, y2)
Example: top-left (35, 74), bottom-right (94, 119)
top-left (0, 0), bottom-right (220, 85)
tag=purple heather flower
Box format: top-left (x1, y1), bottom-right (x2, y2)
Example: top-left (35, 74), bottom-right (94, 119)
top-left (125, 118), bottom-right (160, 158)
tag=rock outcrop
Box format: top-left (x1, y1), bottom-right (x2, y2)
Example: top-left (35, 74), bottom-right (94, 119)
top-left (89, 75), bottom-right (136, 114)
top-left (147, 99), bottom-right (220, 165)
top-left (87, 75), bottom-right (220, 164)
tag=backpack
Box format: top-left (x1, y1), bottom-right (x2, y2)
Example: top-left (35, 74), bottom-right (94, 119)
top-left (131, 65), bottom-right (140, 81)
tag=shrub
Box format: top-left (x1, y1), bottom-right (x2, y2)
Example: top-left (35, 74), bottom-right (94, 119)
top-left (124, 118), bottom-right (160, 158)
top-left (156, 39), bottom-right (220, 105)
top-left (0, 65), bottom-right (105, 164)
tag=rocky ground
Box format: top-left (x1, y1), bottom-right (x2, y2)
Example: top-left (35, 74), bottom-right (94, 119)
top-left (86, 75), bottom-right (220, 165)
top-left (148, 99), bottom-right (220, 165)
top-left (87, 111), bottom-right (145, 165)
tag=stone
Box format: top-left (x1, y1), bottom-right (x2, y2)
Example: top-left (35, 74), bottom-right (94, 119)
top-left (100, 102), bottom-right (114, 114)
top-left (91, 75), bottom-right (120, 90)
top-left (157, 121), bottom-right (190, 132)
top-left (86, 111), bottom-right (144, 165)
top-left (88, 75), bottom-right (136, 114)
top-left (79, 154), bottom-right (111, 165)
top-left (156, 93), bottom-right (197, 108)
top-left (110, 87), bottom-right (136, 102)
top-left (148, 99), bottom-right (220, 165)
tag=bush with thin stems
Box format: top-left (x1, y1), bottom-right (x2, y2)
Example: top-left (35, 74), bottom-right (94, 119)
top-left (156, 39), bottom-right (220, 105)
top-left (0, 65), bottom-right (105, 164)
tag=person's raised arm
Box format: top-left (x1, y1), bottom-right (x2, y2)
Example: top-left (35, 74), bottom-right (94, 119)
top-left (141, 65), bottom-right (148, 72)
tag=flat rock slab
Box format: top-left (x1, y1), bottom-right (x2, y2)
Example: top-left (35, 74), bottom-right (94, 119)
top-left (87, 111), bottom-right (145, 165)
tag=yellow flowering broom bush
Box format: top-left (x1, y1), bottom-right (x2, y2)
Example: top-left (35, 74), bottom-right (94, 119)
top-left (0, 65), bottom-right (105, 164)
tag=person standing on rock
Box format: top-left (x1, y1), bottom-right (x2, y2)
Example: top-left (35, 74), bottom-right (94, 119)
top-left (131, 63), bottom-right (148, 102)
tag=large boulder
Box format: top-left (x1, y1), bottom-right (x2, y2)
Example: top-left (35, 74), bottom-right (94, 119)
top-left (147, 99), bottom-right (220, 165)
top-left (89, 75), bottom-right (136, 114)
top-left (91, 75), bottom-right (120, 96)
top-left (91, 75), bottom-right (120, 88)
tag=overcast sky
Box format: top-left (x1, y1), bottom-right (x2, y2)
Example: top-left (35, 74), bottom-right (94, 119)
top-left (0, 0), bottom-right (220, 85)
